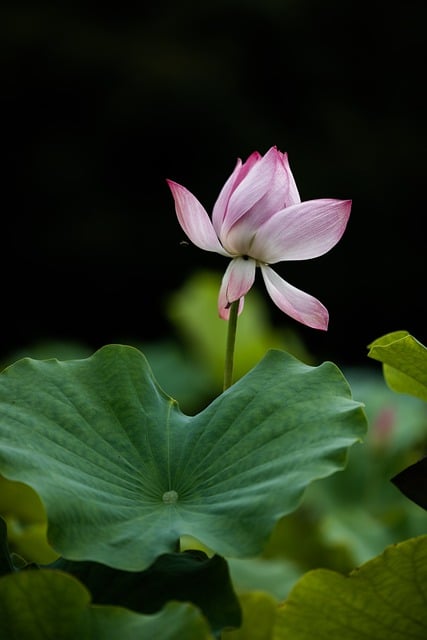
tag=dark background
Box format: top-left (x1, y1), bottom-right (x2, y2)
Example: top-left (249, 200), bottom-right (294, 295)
top-left (2, 0), bottom-right (426, 367)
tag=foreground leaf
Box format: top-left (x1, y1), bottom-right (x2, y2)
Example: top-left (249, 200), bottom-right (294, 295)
top-left (0, 345), bottom-right (366, 570)
top-left (276, 535), bottom-right (427, 639)
top-left (50, 551), bottom-right (242, 634)
top-left (0, 570), bottom-right (211, 639)
top-left (367, 331), bottom-right (427, 401)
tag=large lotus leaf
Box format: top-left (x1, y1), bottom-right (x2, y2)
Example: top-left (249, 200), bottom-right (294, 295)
top-left (0, 345), bottom-right (366, 570)
top-left (367, 331), bottom-right (427, 402)
top-left (0, 570), bottom-right (212, 639)
top-left (276, 535), bottom-right (427, 639)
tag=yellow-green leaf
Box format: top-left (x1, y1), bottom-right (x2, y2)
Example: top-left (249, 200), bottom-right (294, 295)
top-left (368, 331), bottom-right (427, 402)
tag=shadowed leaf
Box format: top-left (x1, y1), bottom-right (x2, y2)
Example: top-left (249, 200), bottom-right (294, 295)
top-left (392, 457), bottom-right (427, 511)
top-left (0, 570), bottom-right (212, 639)
top-left (50, 550), bottom-right (242, 634)
top-left (0, 517), bottom-right (14, 577)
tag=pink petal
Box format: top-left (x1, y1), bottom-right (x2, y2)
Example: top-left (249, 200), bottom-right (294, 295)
top-left (218, 295), bottom-right (245, 320)
top-left (260, 265), bottom-right (329, 330)
top-left (219, 147), bottom-right (284, 238)
top-left (235, 151), bottom-right (263, 187)
top-left (166, 180), bottom-right (230, 255)
top-left (212, 157), bottom-right (243, 233)
top-left (251, 199), bottom-right (351, 263)
top-left (279, 152), bottom-right (301, 207)
top-left (218, 257), bottom-right (256, 319)
top-left (212, 152), bottom-right (262, 234)
top-left (224, 149), bottom-right (299, 255)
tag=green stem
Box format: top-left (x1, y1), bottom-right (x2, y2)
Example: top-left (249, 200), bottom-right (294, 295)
top-left (223, 300), bottom-right (239, 391)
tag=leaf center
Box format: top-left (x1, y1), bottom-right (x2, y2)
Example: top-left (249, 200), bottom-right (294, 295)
top-left (162, 490), bottom-right (179, 504)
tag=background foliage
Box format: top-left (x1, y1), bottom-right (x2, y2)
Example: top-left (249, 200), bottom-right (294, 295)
top-left (2, 0), bottom-right (426, 365)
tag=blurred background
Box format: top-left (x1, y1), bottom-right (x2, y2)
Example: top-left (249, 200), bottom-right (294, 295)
top-left (2, 1), bottom-right (427, 605)
top-left (2, 0), bottom-right (426, 368)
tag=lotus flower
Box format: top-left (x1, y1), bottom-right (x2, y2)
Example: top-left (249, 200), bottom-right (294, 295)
top-left (167, 146), bottom-right (351, 330)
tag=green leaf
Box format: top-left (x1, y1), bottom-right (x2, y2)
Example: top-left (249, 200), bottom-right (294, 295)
top-left (276, 535), bottom-right (427, 639)
top-left (1, 516), bottom-right (47, 573)
top-left (367, 331), bottom-right (427, 402)
top-left (139, 340), bottom-right (214, 413)
top-left (0, 569), bottom-right (212, 639)
top-left (0, 345), bottom-right (366, 570)
top-left (288, 367), bottom-right (427, 570)
top-left (227, 555), bottom-right (303, 601)
top-left (50, 551), bottom-right (242, 634)
top-left (222, 591), bottom-right (279, 639)
top-left (0, 475), bottom-right (59, 564)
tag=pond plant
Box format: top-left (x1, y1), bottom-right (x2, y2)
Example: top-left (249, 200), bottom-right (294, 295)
top-left (0, 148), bottom-right (426, 638)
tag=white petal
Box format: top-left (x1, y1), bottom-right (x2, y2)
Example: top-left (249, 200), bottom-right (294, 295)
top-left (280, 152), bottom-right (301, 206)
top-left (167, 180), bottom-right (231, 255)
top-left (251, 199), bottom-right (351, 263)
top-left (212, 151), bottom-right (262, 235)
top-left (220, 147), bottom-right (282, 238)
top-left (212, 157), bottom-right (243, 232)
top-left (218, 293), bottom-right (245, 320)
top-left (224, 150), bottom-right (295, 254)
top-left (260, 265), bottom-right (329, 330)
top-left (218, 257), bottom-right (256, 318)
